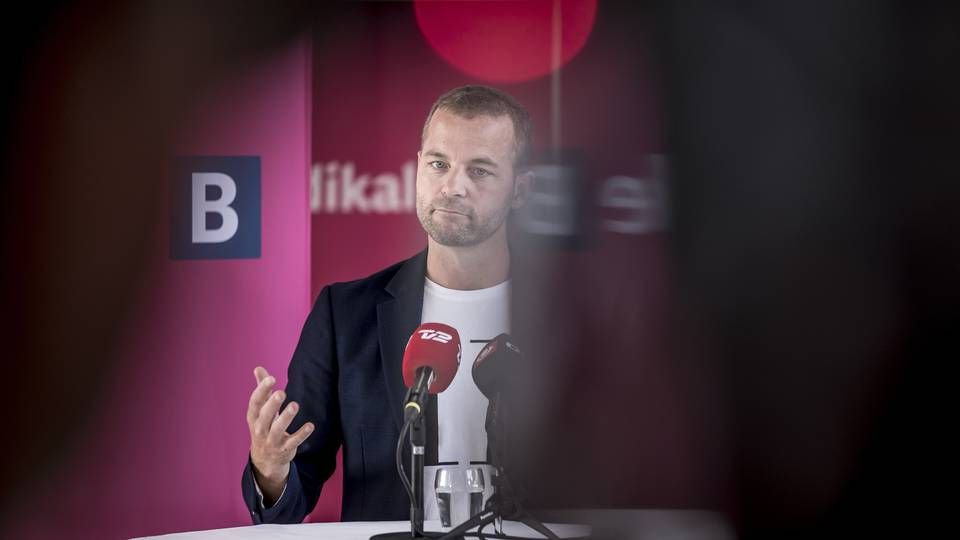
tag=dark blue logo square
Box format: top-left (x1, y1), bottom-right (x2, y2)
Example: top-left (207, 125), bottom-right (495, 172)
top-left (170, 156), bottom-right (261, 260)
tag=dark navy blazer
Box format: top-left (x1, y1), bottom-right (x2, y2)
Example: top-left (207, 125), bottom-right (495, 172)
top-left (241, 250), bottom-right (438, 523)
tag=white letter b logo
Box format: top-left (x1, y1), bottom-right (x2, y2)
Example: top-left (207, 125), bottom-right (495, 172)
top-left (192, 172), bottom-right (239, 244)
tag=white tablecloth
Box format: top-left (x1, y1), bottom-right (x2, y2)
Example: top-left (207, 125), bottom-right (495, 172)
top-left (133, 520), bottom-right (588, 540)
top-left (132, 510), bottom-right (733, 540)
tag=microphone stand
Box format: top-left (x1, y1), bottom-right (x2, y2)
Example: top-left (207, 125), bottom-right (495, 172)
top-left (411, 412), bottom-right (426, 536)
top-left (436, 393), bottom-right (560, 540)
top-left (372, 389), bottom-right (435, 540)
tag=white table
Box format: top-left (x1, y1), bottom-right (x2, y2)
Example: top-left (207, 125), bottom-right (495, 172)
top-left (133, 510), bottom-right (732, 540)
top-left (133, 520), bottom-right (588, 540)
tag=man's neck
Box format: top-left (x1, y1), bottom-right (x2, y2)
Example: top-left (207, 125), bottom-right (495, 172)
top-left (425, 234), bottom-right (510, 291)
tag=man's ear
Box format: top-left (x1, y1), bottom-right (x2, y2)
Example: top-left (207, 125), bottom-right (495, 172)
top-left (511, 170), bottom-right (535, 209)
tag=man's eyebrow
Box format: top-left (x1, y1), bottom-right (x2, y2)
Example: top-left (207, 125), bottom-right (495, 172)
top-left (468, 156), bottom-right (501, 169)
top-left (423, 150), bottom-right (449, 160)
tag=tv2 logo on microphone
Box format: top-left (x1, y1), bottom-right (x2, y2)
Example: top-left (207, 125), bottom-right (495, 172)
top-left (417, 329), bottom-right (453, 343)
top-left (170, 156), bottom-right (261, 260)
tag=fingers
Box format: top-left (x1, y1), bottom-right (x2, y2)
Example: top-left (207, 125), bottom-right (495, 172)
top-left (267, 401), bottom-right (300, 445)
top-left (246, 374), bottom-right (276, 427)
top-left (281, 422), bottom-right (315, 454)
top-left (255, 389), bottom-right (286, 436)
top-left (247, 374), bottom-right (276, 423)
top-left (254, 366), bottom-right (270, 384)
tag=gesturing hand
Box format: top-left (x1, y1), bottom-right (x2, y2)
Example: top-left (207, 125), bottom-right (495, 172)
top-left (247, 366), bottom-right (314, 503)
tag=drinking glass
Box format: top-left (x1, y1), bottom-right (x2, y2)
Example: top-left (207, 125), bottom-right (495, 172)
top-left (464, 466), bottom-right (486, 518)
top-left (434, 467), bottom-right (454, 527)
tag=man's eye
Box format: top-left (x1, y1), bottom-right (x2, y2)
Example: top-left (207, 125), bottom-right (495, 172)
top-left (429, 161), bottom-right (448, 169)
top-left (471, 168), bottom-right (490, 178)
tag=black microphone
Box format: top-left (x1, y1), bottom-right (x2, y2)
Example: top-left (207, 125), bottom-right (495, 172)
top-left (467, 334), bottom-right (538, 534)
top-left (472, 333), bottom-right (521, 399)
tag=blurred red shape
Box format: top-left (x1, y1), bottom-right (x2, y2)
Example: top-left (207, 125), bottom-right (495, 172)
top-left (414, 0), bottom-right (597, 83)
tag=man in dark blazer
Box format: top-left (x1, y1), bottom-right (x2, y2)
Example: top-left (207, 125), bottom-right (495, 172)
top-left (241, 85), bottom-right (534, 524)
top-left (242, 250), bottom-right (429, 523)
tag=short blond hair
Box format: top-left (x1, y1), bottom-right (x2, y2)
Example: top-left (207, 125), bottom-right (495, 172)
top-left (421, 85), bottom-right (533, 169)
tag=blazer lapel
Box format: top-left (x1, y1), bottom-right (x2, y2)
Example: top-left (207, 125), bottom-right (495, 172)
top-left (377, 249), bottom-right (428, 431)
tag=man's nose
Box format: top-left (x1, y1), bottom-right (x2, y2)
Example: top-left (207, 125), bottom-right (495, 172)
top-left (440, 167), bottom-right (469, 197)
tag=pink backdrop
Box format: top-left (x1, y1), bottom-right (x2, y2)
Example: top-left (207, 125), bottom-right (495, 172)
top-left (5, 39), bottom-right (314, 539)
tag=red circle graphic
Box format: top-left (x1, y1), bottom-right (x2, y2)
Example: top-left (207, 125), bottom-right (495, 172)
top-left (414, 0), bottom-right (598, 83)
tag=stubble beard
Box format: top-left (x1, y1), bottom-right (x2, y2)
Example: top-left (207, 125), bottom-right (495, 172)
top-left (416, 196), bottom-right (511, 248)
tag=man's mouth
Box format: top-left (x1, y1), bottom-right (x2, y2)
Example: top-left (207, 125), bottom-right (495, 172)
top-left (433, 207), bottom-right (469, 216)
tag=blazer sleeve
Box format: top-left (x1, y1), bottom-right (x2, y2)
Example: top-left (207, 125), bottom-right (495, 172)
top-left (241, 285), bottom-right (343, 524)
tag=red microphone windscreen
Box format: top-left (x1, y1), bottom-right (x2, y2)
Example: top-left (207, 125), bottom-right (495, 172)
top-left (402, 323), bottom-right (461, 393)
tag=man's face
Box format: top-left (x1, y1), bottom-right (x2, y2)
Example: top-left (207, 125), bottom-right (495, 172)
top-left (416, 108), bottom-right (521, 247)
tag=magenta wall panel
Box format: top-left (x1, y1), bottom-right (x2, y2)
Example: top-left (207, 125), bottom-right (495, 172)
top-left (5, 39), bottom-right (316, 539)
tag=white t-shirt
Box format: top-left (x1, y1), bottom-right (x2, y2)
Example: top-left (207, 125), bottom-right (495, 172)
top-left (421, 277), bottom-right (509, 524)
top-left (421, 276), bottom-right (511, 465)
